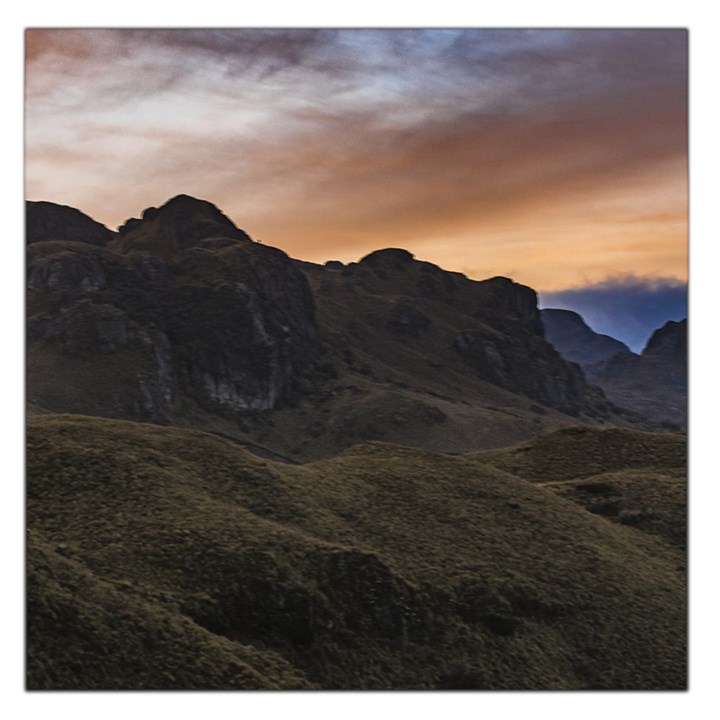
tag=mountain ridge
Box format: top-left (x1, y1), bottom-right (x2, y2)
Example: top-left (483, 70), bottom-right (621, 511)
top-left (28, 194), bottom-right (656, 461)
top-left (540, 308), bottom-right (632, 368)
top-left (585, 319), bottom-right (687, 428)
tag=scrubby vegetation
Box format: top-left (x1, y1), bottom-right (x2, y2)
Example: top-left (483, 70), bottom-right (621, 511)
top-left (27, 415), bottom-right (686, 690)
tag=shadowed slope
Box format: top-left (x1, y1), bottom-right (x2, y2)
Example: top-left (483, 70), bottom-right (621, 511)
top-left (28, 415), bottom-right (686, 690)
top-left (473, 427), bottom-right (686, 550)
top-left (586, 320), bottom-right (687, 428)
top-left (26, 201), bottom-right (114, 247)
top-left (540, 308), bottom-right (631, 368)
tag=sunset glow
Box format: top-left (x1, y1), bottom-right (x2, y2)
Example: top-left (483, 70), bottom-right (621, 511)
top-left (25, 28), bottom-right (688, 294)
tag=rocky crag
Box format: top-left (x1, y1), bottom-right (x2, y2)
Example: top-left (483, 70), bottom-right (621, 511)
top-left (27, 195), bottom-right (319, 422)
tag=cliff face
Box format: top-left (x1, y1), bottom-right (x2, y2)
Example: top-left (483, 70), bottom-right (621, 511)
top-left (27, 196), bottom-right (319, 421)
top-left (303, 250), bottom-right (607, 419)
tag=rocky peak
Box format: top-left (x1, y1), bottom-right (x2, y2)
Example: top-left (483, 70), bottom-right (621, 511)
top-left (642, 319), bottom-right (687, 364)
top-left (27, 196), bottom-right (320, 421)
top-left (116, 194), bottom-right (253, 254)
top-left (360, 248), bottom-right (415, 268)
top-left (26, 201), bottom-right (114, 247)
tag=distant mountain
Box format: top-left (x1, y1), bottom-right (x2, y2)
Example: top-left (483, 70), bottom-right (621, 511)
top-left (27, 196), bottom-right (647, 461)
top-left (586, 320), bottom-right (687, 428)
top-left (644, 318), bottom-right (687, 366)
top-left (540, 309), bottom-right (687, 429)
top-left (541, 308), bottom-right (631, 370)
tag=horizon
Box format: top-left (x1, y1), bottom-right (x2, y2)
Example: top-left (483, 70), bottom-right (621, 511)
top-left (25, 28), bottom-right (688, 350)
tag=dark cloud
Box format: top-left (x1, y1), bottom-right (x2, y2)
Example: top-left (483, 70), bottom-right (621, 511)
top-left (26, 28), bottom-right (687, 115)
top-left (539, 276), bottom-right (688, 353)
top-left (125, 28), bottom-right (347, 79)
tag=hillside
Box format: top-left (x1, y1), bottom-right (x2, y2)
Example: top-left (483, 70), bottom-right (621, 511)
top-left (474, 426), bottom-right (687, 550)
top-left (25, 195), bottom-right (687, 691)
top-left (27, 415), bottom-right (686, 690)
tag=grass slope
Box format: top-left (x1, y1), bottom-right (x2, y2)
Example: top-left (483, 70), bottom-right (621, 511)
top-left (27, 415), bottom-right (686, 690)
top-left (473, 427), bottom-right (687, 550)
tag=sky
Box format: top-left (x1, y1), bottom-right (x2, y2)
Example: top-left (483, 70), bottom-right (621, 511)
top-left (540, 275), bottom-right (687, 353)
top-left (24, 28), bottom-right (688, 348)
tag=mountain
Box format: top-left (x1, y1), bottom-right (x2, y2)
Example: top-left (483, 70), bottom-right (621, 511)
top-left (644, 318), bottom-right (687, 366)
top-left (27, 196), bottom-right (646, 462)
top-left (540, 308), bottom-right (631, 369)
top-left (26, 200), bottom-right (114, 247)
top-left (586, 320), bottom-right (687, 428)
top-left (25, 195), bottom-right (687, 690)
top-left (539, 309), bottom-right (687, 429)
top-left (27, 415), bottom-right (686, 690)
top-left (27, 196), bottom-right (319, 423)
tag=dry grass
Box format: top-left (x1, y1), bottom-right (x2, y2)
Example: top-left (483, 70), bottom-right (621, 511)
top-left (27, 415), bottom-right (686, 690)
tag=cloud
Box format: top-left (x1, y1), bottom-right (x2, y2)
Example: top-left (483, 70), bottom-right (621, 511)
top-left (539, 276), bottom-right (688, 353)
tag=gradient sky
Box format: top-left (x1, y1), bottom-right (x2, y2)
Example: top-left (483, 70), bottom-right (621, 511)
top-left (25, 28), bottom-right (688, 327)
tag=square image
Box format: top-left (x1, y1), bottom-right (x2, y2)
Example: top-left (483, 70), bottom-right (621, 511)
top-left (25, 28), bottom-right (687, 690)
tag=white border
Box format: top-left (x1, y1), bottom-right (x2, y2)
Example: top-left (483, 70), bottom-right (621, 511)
top-left (6, 3), bottom-right (717, 719)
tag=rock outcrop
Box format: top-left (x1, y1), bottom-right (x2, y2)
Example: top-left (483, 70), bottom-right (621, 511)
top-left (27, 196), bottom-right (319, 421)
top-left (26, 194), bottom-right (644, 459)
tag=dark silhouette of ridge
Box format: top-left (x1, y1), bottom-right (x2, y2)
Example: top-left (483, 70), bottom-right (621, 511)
top-left (541, 308), bottom-right (632, 369)
top-left (26, 200), bottom-right (114, 247)
top-left (27, 195), bottom-right (658, 461)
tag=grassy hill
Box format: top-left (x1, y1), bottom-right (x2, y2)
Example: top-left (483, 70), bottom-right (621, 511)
top-left (27, 415), bottom-right (686, 690)
top-left (473, 427), bottom-right (687, 550)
